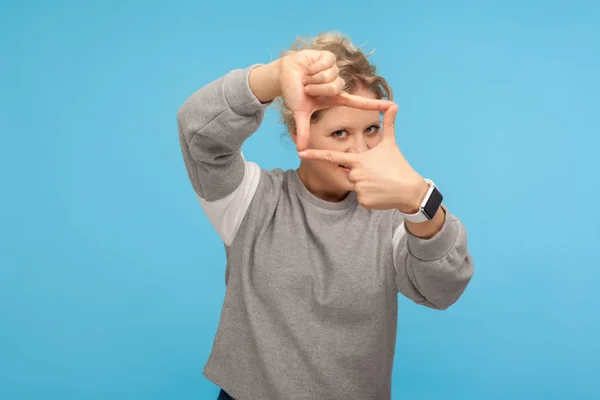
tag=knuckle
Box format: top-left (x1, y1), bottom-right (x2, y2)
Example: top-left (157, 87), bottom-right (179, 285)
top-left (324, 50), bottom-right (336, 62)
top-left (357, 194), bottom-right (371, 208)
top-left (326, 85), bottom-right (337, 96)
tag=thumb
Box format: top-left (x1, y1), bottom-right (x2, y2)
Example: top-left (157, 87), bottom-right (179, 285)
top-left (381, 104), bottom-right (399, 142)
top-left (293, 111), bottom-right (311, 151)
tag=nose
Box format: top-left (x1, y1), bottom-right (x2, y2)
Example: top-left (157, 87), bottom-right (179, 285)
top-left (347, 134), bottom-right (370, 154)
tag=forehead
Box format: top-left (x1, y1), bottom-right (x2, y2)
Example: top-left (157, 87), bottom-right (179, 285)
top-left (315, 88), bottom-right (382, 127)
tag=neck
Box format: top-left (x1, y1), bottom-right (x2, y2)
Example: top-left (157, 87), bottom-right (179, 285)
top-left (297, 162), bottom-right (350, 203)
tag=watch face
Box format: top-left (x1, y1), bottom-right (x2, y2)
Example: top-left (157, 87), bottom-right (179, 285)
top-left (423, 187), bottom-right (443, 219)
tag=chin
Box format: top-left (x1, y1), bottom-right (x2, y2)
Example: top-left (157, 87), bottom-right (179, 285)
top-left (308, 164), bottom-right (354, 200)
top-left (335, 168), bottom-right (354, 192)
top-left (339, 179), bottom-right (354, 192)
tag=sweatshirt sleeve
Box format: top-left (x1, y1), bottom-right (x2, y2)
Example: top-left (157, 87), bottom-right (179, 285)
top-left (177, 65), bottom-right (270, 245)
top-left (392, 205), bottom-right (474, 310)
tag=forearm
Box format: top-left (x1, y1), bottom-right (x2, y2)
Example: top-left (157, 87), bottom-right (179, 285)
top-left (248, 59), bottom-right (282, 103)
top-left (176, 65), bottom-right (270, 200)
top-left (394, 210), bottom-right (474, 310)
top-left (405, 205), bottom-right (446, 239)
top-left (397, 178), bottom-right (445, 239)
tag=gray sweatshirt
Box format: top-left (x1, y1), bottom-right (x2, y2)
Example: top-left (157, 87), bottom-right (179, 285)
top-left (177, 65), bottom-right (474, 400)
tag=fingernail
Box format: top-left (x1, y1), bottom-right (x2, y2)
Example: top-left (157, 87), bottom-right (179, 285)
top-left (298, 151), bottom-right (307, 157)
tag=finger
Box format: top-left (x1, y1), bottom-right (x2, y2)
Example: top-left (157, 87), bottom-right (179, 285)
top-left (304, 77), bottom-right (345, 97)
top-left (307, 51), bottom-right (336, 75)
top-left (381, 104), bottom-right (400, 142)
top-left (347, 169), bottom-right (360, 184)
top-left (330, 92), bottom-right (394, 111)
top-left (293, 111), bottom-right (311, 151)
top-left (297, 149), bottom-right (360, 166)
top-left (303, 65), bottom-right (339, 85)
top-left (347, 174), bottom-right (356, 189)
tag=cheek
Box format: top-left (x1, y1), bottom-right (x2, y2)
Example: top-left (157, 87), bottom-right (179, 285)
top-left (314, 160), bottom-right (340, 174)
top-left (366, 135), bottom-right (383, 148)
top-left (309, 136), bottom-right (345, 151)
top-left (309, 160), bottom-right (345, 182)
top-left (307, 138), bottom-right (350, 178)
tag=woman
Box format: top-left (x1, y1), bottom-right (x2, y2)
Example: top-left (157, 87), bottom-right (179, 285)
top-left (177, 32), bottom-right (474, 400)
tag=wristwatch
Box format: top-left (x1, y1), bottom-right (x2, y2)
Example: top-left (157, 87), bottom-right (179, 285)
top-left (401, 179), bottom-right (444, 223)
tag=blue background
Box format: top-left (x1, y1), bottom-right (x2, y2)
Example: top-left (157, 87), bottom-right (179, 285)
top-left (1, 0), bottom-right (599, 399)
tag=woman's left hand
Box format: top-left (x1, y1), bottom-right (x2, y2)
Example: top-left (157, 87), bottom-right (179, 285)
top-left (297, 104), bottom-right (429, 212)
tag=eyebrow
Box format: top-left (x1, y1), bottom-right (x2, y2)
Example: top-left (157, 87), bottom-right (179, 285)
top-left (328, 121), bottom-right (381, 132)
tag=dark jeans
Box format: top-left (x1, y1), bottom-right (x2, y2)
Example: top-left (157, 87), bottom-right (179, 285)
top-left (217, 388), bottom-right (234, 400)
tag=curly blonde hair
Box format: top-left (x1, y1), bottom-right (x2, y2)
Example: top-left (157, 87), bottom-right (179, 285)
top-left (275, 31), bottom-right (393, 134)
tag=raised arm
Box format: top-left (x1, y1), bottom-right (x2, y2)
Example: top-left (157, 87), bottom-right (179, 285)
top-left (177, 51), bottom-right (393, 245)
top-left (176, 62), bottom-right (280, 245)
top-left (393, 208), bottom-right (474, 310)
top-left (295, 99), bottom-right (474, 309)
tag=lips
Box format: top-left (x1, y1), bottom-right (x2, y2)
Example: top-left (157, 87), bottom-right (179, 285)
top-left (339, 165), bottom-right (350, 173)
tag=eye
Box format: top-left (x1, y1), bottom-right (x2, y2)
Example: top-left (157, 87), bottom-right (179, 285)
top-left (365, 125), bottom-right (381, 135)
top-left (331, 130), bottom-right (348, 140)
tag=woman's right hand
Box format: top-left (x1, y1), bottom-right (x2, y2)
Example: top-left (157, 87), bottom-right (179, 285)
top-left (277, 50), bottom-right (394, 151)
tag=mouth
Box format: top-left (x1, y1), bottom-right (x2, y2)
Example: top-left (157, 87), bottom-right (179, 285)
top-left (338, 165), bottom-right (350, 173)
